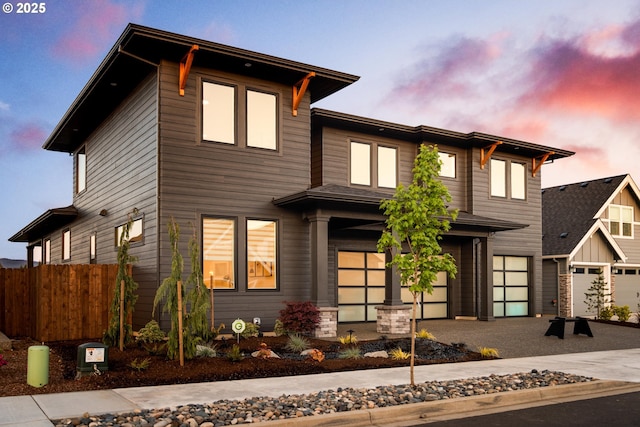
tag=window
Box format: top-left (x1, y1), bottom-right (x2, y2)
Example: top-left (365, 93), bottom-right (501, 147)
top-left (350, 141), bottom-right (397, 188)
top-left (115, 217), bottom-right (143, 246)
top-left (247, 219), bottom-right (277, 289)
top-left (491, 158), bottom-right (526, 200)
top-left (203, 217), bottom-right (235, 289)
top-left (609, 205), bottom-right (633, 237)
top-left (62, 229), bottom-right (71, 261)
top-left (247, 90), bottom-right (277, 150)
top-left (377, 146), bottom-right (397, 188)
top-left (76, 146), bottom-right (86, 193)
top-left (90, 233), bottom-right (97, 264)
top-left (31, 244), bottom-right (42, 266)
top-left (350, 142), bottom-right (371, 186)
top-left (202, 82), bottom-right (236, 144)
top-left (490, 159), bottom-right (506, 197)
top-left (510, 162), bottom-right (526, 199)
top-left (44, 239), bottom-right (50, 264)
top-left (439, 152), bottom-right (456, 178)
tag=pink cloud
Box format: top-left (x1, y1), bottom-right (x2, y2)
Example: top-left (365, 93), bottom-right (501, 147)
top-left (50, 0), bottom-right (143, 65)
top-left (520, 20), bottom-right (640, 124)
top-left (7, 123), bottom-right (47, 153)
top-left (387, 34), bottom-right (505, 103)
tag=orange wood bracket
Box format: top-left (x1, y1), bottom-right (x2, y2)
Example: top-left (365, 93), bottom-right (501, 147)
top-left (532, 151), bottom-right (554, 177)
top-left (292, 72), bottom-right (315, 116)
top-left (480, 141), bottom-right (503, 169)
top-left (179, 44), bottom-right (199, 96)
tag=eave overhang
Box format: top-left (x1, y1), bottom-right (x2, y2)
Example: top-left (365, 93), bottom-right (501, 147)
top-left (311, 109), bottom-right (575, 162)
top-left (44, 24), bottom-right (360, 153)
top-left (9, 206), bottom-right (78, 243)
top-left (274, 185), bottom-right (528, 234)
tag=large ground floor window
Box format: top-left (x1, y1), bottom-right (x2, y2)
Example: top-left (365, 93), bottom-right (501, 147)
top-left (493, 255), bottom-right (529, 317)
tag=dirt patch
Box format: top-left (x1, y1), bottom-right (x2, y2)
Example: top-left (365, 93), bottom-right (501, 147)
top-left (0, 336), bottom-right (483, 397)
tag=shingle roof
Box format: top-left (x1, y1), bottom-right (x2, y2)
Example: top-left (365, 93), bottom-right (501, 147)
top-left (542, 174), bottom-right (627, 256)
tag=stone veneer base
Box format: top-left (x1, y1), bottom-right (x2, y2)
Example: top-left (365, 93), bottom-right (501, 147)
top-left (314, 307), bottom-right (339, 338)
top-left (376, 305), bottom-right (411, 334)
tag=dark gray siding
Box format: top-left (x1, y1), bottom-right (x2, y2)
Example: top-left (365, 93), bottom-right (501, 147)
top-left (61, 73), bottom-right (159, 328)
top-left (156, 61), bottom-right (313, 330)
top-left (469, 147), bottom-right (544, 315)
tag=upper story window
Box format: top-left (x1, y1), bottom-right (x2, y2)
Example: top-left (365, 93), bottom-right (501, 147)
top-left (76, 146), bottom-right (86, 194)
top-left (247, 90), bottom-right (277, 150)
top-left (350, 141), bottom-right (397, 189)
top-left (609, 205), bottom-right (633, 237)
top-left (202, 81), bottom-right (279, 150)
top-left (44, 238), bottom-right (50, 264)
top-left (490, 158), bottom-right (526, 200)
top-left (438, 152), bottom-right (456, 178)
top-left (202, 82), bottom-right (236, 144)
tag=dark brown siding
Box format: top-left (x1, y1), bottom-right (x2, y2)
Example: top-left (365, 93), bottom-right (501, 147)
top-left (156, 61), bottom-right (313, 329)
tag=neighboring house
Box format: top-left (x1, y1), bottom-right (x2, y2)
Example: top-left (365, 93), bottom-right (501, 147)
top-left (9, 24), bottom-right (573, 336)
top-left (542, 174), bottom-right (640, 317)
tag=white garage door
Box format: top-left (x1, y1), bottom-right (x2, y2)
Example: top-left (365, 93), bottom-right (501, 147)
top-left (572, 266), bottom-right (608, 317)
top-left (613, 268), bottom-right (640, 309)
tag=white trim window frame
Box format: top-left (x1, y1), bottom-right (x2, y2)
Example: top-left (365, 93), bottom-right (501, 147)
top-left (609, 204), bottom-right (634, 238)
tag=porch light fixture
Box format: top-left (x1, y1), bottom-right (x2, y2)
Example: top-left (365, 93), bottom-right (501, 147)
top-left (99, 209), bottom-right (108, 217)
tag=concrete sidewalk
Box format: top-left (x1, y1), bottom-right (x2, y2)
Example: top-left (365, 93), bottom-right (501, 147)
top-left (2, 347), bottom-right (640, 426)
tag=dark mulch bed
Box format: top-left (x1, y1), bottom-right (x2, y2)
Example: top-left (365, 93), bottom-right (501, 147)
top-left (0, 335), bottom-right (483, 398)
top-left (592, 319), bottom-right (640, 329)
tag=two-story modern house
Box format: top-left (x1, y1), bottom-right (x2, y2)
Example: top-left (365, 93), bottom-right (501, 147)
top-left (9, 24), bottom-right (574, 336)
top-left (542, 174), bottom-right (640, 317)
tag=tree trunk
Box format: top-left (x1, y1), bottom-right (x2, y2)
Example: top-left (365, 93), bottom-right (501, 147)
top-left (410, 292), bottom-right (417, 386)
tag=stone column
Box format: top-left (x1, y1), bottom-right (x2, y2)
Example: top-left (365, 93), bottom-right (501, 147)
top-left (314, 307), bottom-right (338, 338)
top-left (376, 305), bottom-right (411, 334)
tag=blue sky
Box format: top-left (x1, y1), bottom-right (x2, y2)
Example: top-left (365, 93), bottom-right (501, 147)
top-left (2, 0), bottom-right (640, 259)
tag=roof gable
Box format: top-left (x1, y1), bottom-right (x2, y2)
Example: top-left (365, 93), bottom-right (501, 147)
top-left (542, 174), bottom-right (629, 256)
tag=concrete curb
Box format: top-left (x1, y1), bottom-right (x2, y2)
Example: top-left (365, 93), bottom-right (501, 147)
top-left (269, 380), bottom-right (640, 426)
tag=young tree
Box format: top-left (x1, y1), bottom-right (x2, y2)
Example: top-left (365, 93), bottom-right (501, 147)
top-left (184, 224), bottom-right (211, 345)
top-left (584, 272), bottom-right (611, 319)
top-left (153, 217), bottom-right (184, 361)
top-left (377, 144), bottom-right (457, 386)
top-left (103, 211), bottom-right (139, 350)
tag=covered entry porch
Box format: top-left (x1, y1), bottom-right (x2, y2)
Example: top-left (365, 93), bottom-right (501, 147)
top-left (274, 185), bottom-right (528, 336)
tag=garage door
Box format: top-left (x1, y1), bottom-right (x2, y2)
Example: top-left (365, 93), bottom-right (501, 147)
top-left (613, 268), bottom-right (640, 309)
top-left (572, 266), bottom-right (607, 317)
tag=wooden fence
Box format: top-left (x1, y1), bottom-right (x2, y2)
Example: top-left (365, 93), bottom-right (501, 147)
top-left (0, 264), bottom-right (122, 341)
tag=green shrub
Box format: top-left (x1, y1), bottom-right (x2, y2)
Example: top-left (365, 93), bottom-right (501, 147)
top-left (226, 344), bottom-right (243, 362)
top-left (240, 322), bottom-right (260, 339)
top-left (196, 344), bottom-right (218, 358)
top-left (129, 357), bottom-right (151, 371)
top-left (613, 305), bottom-right (631, 322)
top-left (285, 334), bottom-right (310, 352)
top-left (136, 320), bottom-right (166, 343)
top-left (599, 306), bottom-right (614, 321)
top-left (338, 347), bottom-right (362, 359)
top-left (273, 319), bottom-right (287, 336)
top-left (278, 301), bottom-right (320, 335)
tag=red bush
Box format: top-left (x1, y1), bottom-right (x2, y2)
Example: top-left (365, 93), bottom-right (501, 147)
top-left (278, 301), bottom-right (320, 335)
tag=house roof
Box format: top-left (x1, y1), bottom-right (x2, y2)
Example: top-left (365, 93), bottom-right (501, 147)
top-left (8, 206), bottom-right (78, 243)
top-left (312, 109), bottom-right (576, 162)
top-left (43, 24), bottom-right (360, 153)
top-left (542, 174), bottom-right (631, 257)
top-left (274, 184), bottom-right (528, 233)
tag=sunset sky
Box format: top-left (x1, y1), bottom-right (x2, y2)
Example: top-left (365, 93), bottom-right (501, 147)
top-left (2, 0), bottom-right (640, 259)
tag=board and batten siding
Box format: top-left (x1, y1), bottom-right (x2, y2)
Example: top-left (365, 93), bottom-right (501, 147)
top-left (601, 186), bottom-right (640, 264)
top-left (156, 61), bottom-right (313, 329)
top-left (468, 147), bottom-right (544, 314)
top-left (59, 73), bottom-right (159, 329)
